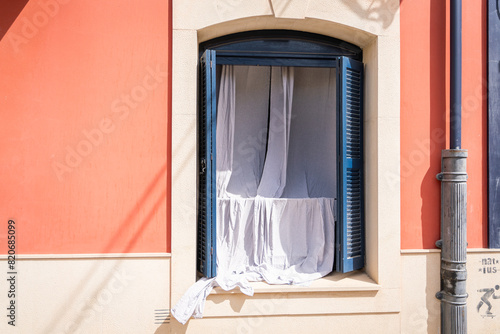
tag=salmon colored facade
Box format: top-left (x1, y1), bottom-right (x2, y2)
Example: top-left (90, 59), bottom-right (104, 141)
top-left (401, 0), bottom-right (488, 250)
top-left (0, 0), bottom-right (171, 254)
top-left (0, 0), bottom-right (487, 257)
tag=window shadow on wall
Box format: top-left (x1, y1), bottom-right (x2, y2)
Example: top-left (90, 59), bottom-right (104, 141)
top-left (0, 1), bottom-right (29, 41)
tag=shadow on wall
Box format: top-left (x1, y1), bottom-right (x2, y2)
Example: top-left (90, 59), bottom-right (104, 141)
top-left (420, 0), bottom-right (448, 248)
top-left (157, 321), bottom-right (188, 334)
top-left (0, 1), bottom-right (29, 41)
top-left (341, 0), bottom-right (399, 29)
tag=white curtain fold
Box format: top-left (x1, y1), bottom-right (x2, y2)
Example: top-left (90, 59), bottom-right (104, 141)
top-left (223, 66), bottom-right (271, 198)
top-left (216, 65), bottom-right (235, 198)
top-left (173, 65), bottom-right (337, 324)
top-left (256, 67), bottom-right (294, 198)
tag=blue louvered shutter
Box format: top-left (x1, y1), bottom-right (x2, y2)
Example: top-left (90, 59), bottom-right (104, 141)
top-left (336, 56), bottom-right (365, 273)
top-left (197, 50), bottom-right (217, 277)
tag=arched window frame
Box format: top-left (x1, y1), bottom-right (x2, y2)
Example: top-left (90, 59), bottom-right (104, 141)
top-left (197, 30), bottom-right (365, 277)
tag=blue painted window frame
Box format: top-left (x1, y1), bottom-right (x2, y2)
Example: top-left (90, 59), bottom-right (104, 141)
top-left (197, 31), bottom-right (364, 277)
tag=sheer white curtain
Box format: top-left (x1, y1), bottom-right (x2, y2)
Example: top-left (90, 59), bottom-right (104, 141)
top-left (173, 65), bottom-right (337, 324)
top-left (256, 66), bottom-right (294, 198)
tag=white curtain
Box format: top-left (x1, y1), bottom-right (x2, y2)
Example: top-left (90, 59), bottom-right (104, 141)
top-left (256, 67), bottom-right (294, 198)
top-left (172, 65), bottom-right (337, 324)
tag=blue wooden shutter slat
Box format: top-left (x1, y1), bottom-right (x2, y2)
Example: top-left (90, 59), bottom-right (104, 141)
top-left (336, 56), bottom-right (365, 273)
top-left (209, 50), bottom-right (217, 276)
top-left (197, 50), bottom-right (217, 277)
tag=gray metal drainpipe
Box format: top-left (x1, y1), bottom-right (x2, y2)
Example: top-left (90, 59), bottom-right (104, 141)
top-left (435, 0), bottom-right (468, 333)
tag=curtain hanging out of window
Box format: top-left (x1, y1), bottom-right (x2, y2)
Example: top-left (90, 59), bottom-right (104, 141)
top-left (173, 64), bottom-right (338, 324)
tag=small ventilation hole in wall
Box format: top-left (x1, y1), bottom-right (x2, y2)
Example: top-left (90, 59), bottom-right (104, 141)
top-left (154, 309), bottom-right (171, 325)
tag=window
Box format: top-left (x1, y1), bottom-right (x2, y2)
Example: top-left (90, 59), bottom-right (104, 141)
top-left (197, 31), bottom-right (364, 278)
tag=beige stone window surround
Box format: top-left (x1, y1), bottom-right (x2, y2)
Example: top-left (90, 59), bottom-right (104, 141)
top-left (171, 3), bottom-right (401, 317)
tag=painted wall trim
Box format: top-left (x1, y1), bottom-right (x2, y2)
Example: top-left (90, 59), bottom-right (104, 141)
top-left (0, 253), bottom-right (171, 260)
top-left (401, 249), bottom-right (500, 255)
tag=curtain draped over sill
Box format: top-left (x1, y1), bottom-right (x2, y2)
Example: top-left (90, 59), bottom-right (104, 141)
top-left (173, 65), bottom-right (338, 324)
